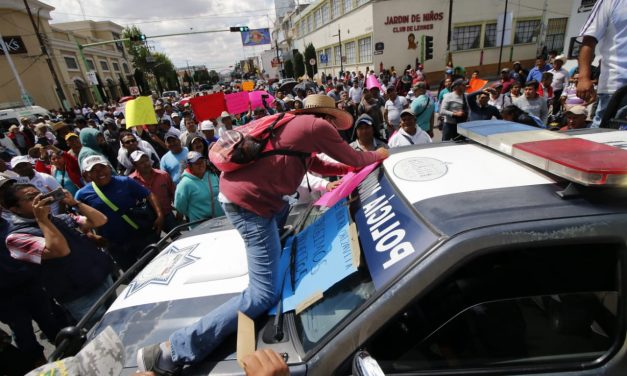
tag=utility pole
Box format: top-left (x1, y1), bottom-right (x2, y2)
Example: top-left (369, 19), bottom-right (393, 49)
top-left (0, 32), bottom-right (32, 107)
top-left (23, 0), bottom-right (69, 109)
top-left (446, 0), bottom-right (453, 66)
top-left (332, 29), bottom-right (343, 76)
top-left (496, 0), bottom-right (509, 74)
top-left (537, 0), bottom-right (549, 57)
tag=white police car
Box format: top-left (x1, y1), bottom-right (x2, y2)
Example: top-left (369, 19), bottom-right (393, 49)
top-left (83, 121), bottom-right (627, 375)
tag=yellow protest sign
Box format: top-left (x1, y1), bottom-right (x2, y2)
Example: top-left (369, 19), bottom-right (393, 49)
top-left (125, 96), bottom-right (157, 127)
top-left (242, 81), bottom-right (254, 92)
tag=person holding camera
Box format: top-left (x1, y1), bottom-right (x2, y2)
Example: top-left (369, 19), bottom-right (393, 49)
top-left (4, 184), bottom-right (112, 323)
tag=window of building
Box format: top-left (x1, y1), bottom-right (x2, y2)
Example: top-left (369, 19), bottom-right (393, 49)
top-left (64, 56), bottom-right (79, 70)
top-left (344, 0), bottom-right (353, 13)
top-left (322, 3), bottom-right (330, 24)
top-left (545, 17), bottom-right (568, 53)
top-left (123, 62), bottom-right (130, 74)
top-left (514, 19), bottom-right (540, 44)
top-left (300, 21), bottom-right (305, 37)
top-left (345, 41), bottom-right (356, 64)
top-left (452, 24), bottom-right (481, 51)
top-left (358, 37), bottom-right (372, 63)
top-left (112, 62), bottom-right (120, 71)
top-left (85, 59), bottom-right (95, 71)
top-left (324, 47), bottom-right (332, 66)
top-left (100, 60), bottom-right (110, 71)
top-left (578, 0), bottom-right (596, 12)
top-left (314, 9), bottom-right (322, 28)
top-left (356, 0), bottom-right (368, 6)
top-left (307, 15), bottom-right (313, 32)
top-left (334, 45), bottom-right (342, 65)
top-left (484, 23), bottom-right (498, 48)
top-left (331, 0), bottom-right (340, 19)
top-left (363, 243), bottom-right (621, 374)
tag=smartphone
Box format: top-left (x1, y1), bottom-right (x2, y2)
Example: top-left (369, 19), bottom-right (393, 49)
top-left (261, 94), bottom-right (269, 99)
top-left (41, 187), bottom-right (65, 203)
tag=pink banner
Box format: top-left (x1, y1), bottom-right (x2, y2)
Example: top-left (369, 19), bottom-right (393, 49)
top-left (314, 161), bottom-right (381, 207)
top-left (225, 92), bottom-right (250, 115)
top-left (249, 90), bottom-right (275, 110)
top-left (190, 93), bottom-right (226, 121)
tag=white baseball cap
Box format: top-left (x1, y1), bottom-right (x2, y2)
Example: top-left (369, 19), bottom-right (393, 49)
top-left (200, 120), bottom-right (215, 131)
top-left (82, 155), bottom-right (110, 172)
top-left (10, 155), bottom-right (34, 169)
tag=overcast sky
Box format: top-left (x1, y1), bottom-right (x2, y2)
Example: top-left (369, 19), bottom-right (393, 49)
top-left (48, 0), bottom-right (279, 72)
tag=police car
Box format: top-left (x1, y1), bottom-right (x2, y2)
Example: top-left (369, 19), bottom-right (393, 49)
top-left (82, 121), bottom-right (627, 375)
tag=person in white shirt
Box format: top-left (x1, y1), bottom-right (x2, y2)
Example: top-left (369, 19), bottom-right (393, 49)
top-left (577, 0), bottom-right (627, 127)
top-left (10, 156), bottom-right (62, 214)
top-left (549, 55), bottom-right (570, 115)
top-left (388, 109), bottom-right (432, 148)
top-left (383, 86), bottom-right (408, 134)
top-left (349, 81), bottom-right (363, 104)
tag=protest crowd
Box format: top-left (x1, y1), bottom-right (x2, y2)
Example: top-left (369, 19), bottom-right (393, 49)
top-left (1, 4), bottom-right (626, 373)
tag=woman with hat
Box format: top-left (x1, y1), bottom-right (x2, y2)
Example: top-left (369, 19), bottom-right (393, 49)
top-left (137, 94), bottom-right (390, 375)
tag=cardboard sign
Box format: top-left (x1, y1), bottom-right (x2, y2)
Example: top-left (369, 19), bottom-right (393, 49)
top-left (249, 90), bottom-right (274, 110)
top-left (242, 81), bottom-right (255, 92)
top-left (466, 78), bottom-right (488, 93)
top-left (274, 200), bottom-right (359, 313)
top-left (315, 162), bottom-right (381, 207)
top-left (125, 96), bottom-right (157, 127)
top-left (225, 92), bottom-right (250, 115)
top-left (189, 92), bottom-right (226, 121)
top-left (236, 312), bottom-right (255, 369)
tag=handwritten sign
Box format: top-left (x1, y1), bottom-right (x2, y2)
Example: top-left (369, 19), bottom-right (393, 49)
top-left (315, 162), bottom-right (380, 207)
top-left (242, 81), bottom-right (254, 92)
top-left (249, 91), bottom-right (274, 110)
top-left (190, 92), bottom-right (226, 121)
top-left (125, 96), bottom-right (157, 127)
top-left (274, 199), bottom-right (358, 313)
top-left (225, 92), bottom-right (250, 115)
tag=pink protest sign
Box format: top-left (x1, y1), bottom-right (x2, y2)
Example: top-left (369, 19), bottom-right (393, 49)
top-left (314, 161), bottom-right (381, 207)
top-left (225, 92), bottom-right (250, 115)
top-left (249, 91), bottom-right (275, 109)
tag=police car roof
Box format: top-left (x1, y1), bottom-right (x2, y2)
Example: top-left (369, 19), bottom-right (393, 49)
top-left (383, 140), bottom-right (627, 237)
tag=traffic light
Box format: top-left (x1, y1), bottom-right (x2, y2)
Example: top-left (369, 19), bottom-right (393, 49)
top-left (424, 35), bottom-right (434, 60)
top-left (230, 26), bottom-right (250, 32)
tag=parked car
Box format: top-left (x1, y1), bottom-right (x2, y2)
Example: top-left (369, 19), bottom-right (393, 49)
top-left (0, 105), bottom-right (51, 131)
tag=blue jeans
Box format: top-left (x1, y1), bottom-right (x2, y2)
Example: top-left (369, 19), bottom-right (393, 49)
top-left (64, 274), bottom-right (114, 325)
top-left (169, 202), bottom-right (289, 364)
top-left (591, 93), bottom-right (611, 128)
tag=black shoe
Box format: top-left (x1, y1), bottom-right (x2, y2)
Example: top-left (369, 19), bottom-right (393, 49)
top-left (136, 343), bottom-right (180, 376)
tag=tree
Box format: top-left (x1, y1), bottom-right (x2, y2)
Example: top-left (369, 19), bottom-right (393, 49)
top-left (194, 69), bottom-right (210, 84)
top-left (118, 75), bottom-right (130, 96)
top-left (208, 70), bottom-right (220, 85)
top-left (284, 60), bottom-right (294, 78)
top-left (293, 50), bottom-right (305, 78)
top-left (304, 43), bottom-right (318, 78)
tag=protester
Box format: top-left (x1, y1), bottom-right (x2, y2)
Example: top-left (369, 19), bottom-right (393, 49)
top-left (117, 133), bottom-right (160, 176)
top-left (10, 155), bottom-right (62, 214)
top-left (8, 125), bottom-right (32, 155)
top-left (142, 124), bottom-right (168, 157)
top-left (4, 184), bottom-right (111, 323)
top-left (179, 118), bottom-right (203, 147)
top-left (577, 0), bottom-right (627, 127)
top-left (548, 55), bottom-right (569, 115)
top-left (501, 105), bottom-right (544, 127)
top-left (173, 151), bottom-right (223, 223)
top-left (358, 89), bottom-right (385, 136)
top-left (439, 79), bottom-right (468, 141)
top-left (526, 56), bottom-right (552, 83)
top-left (467, 89), bottom-right (502, 121)
top-left (136, 95), bottom-right (388, 374)
top-left (388, 109), bottom-right (432, 148)
top-left (65, 133), bottom-right (82, 158)
top-left (49, 147), bottom-right (83, 196)
top-left (350, 114), bottom-right (389, 151)
top-left (216, 111), bottom-right (235, 137)
top-left (383, 85), bottom-right (408, 135)
top-left (559, 105), bottom-right (590, 131)
top-left (158, 118), bottom-right (180, 138)
top-left (537, 72), bottom-right (554, 102)
top-left (349, 80), bottom-right (363, 104)
top-left (499, 68), bottom-right (515, 94)
top-left (410, 82), bottom-right (435, 136)
top-left (78, 128), bottom-right (116, 171)
top-left (75, 155), bottom-right (164, 270)
top-left (514, 80), bottom-right (548, 124)
top-left (160, 135), bottom-right (189, 184)
top-left (130, 151), bottom-right (179, 233)
top-left (199, 120), bottom-right (218, 145)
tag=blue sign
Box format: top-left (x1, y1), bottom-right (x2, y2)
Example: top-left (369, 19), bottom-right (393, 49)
top-left (274, 199), bottom-right (357, 313)
top-left (240, 28), bottom-right (272, 46)
top-left (353, 172), bottom-right (437, 289)
top-left (319, 53), bottom-right (329, 64)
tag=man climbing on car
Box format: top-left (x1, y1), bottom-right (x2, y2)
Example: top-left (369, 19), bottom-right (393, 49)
top-left (137, 95), bottom-right (389, 374)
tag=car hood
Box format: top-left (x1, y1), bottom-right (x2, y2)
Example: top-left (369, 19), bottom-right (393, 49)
top-left (91, 218), bottom-right (249, 368)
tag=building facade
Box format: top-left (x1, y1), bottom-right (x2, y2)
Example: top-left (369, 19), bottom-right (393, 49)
top-left (285, 0), bottom-right (576, 81)
top-left (0, 0), bottom-right (134, 111)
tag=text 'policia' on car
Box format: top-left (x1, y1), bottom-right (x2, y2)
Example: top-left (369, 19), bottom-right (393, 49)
top-left (57, 121), bottom-right (627, 375)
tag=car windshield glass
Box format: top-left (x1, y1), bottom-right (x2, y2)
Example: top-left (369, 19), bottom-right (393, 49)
top-left (294, 202), bottom-right (375, 353)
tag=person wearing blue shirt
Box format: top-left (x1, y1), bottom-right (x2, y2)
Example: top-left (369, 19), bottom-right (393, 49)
top-left (75, 155), bottom-right (164, 270)
top-left (526, 56), bottom-right (552, 83)
top-left (160, 135), bottom-right (188, 184)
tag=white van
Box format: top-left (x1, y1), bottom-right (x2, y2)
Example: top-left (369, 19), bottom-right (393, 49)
top-left (0, 105), bottom-right (51, 130)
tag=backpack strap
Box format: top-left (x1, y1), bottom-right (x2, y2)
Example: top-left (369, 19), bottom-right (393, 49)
top-left (91, 182), bottom-right (139, 230)
top-left (265, 112), bottom-right (287, 138)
